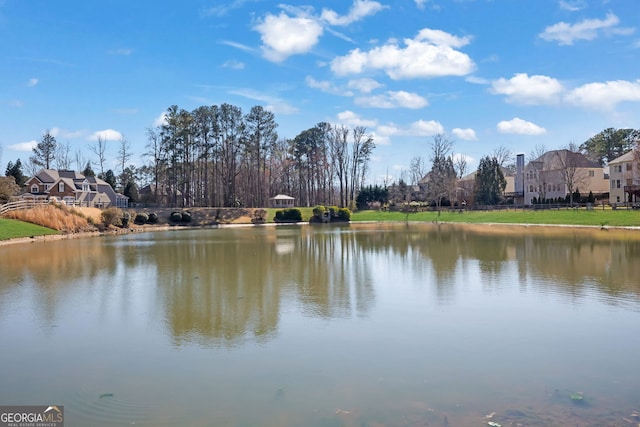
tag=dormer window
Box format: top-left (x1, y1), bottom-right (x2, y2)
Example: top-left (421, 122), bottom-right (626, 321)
top-left (31, 184), bottom-right (39, 193)
top-left (82, 181), bottom-right (90, 192)
top-left (59, 182), bottom-right (65, 192)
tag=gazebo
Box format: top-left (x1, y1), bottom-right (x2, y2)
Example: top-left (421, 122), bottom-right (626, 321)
top-left (269, 194), bottom-right (295, 208)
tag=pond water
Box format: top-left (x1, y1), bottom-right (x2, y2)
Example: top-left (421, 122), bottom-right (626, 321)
top-left (1, 223), bottom-right (639, 427)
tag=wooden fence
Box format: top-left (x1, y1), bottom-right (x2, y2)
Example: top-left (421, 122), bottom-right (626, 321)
top-left (0, 199), bottom-right (49, 216)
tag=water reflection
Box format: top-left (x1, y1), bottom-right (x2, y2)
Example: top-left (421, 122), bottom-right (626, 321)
top-left (1, 224), bottom-right (640, 348)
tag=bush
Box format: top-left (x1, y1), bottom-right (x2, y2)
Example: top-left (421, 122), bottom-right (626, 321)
top-left (121, 211), bottom-right (131, 228)
top-left (252, 208), bottom-right (267, 224)
top-left (312, 205), bottom-right (326, 218)
top-left (147, 212), bottom-right (158, 224)
top-left (134, 212), bottom-right (149, 225)
top-left (338, 208), bottom-right (351, 221)
top-left (182, 211), bottom-right (192, 223)
top-left (101, 207), bottom-right (123, 227)
top-left (170, 211), bottom-right (183, 222)
top-left (274, 208), bottom-right (302, 222)
top-left (328, 206), bottom-right (339, 218)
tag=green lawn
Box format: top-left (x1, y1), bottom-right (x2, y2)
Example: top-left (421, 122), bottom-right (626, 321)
top-left (350, 207), bottom-right (640, 227)
top-left (0, 218), bottom-right (58, 241)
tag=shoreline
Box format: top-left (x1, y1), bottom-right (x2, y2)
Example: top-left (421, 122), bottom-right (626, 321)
top-left (3, 219), bottom-right (640, 247)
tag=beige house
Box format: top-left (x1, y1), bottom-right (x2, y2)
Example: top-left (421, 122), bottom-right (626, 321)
top-left (457, 168), bottom-right (515, 205)
top-left (524, 150), bottom-right (608, 205)
top-left (609, 150), bottom-right (640, 205)
top-left (21, 169), bottom-right (128, 208)
top-left (269, 194), bottom-right (295, 208)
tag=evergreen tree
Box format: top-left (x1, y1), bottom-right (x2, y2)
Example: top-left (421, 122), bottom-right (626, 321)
top-left (5, 158), bottom-right (27, 186)
top-left (82, 161), bottom-right (96, 177)
top-left (30, 130), bottom-right (57, 169)
top-left (101, 169), bottom-right (117, 189)
top-left (474, 156), bottom-right (506, 205)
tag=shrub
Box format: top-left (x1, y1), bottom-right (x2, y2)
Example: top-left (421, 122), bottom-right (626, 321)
top-left (147, 212), bottom-right (158, 224)
top-left (312, 205), bottom-right (326, 218)
top-left (338, 208), bottom-right (351, 221)
top-left (328, 206), bottom-right (339, 218)
top-left (134, 212), bottom-right (149, 225)
top-left (274, 208), bottom-right (302, 222)
top-left (182, 211), bottom-right (192, 223)
top-left (170, 211), bottom-right (183, 222)
top-left (101, 207), bottom-right (123, 227)
top-left (252, 208), bottom-right (267, 224)
top-left (121, 211), bottom-right (131, 228)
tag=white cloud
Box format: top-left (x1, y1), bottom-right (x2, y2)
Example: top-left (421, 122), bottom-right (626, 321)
top-left (49, 127), bottom-right (85, 139)
top-left (336, 110), bottom-right (378, 128)
top-left (415, 0), bottom-right (428, 9)
top-left (565, 79), bottom-right (640, 110)
top-left (320, 0), bottom-right (387, 26)
top-left (305, 76), bottom-right (353, 96)
top-left (370, 132), bottom-right (391, 145)
top-left (254, 12), bottom-right (323, 62)
top-left (89, 129), bottom-right (123, 141)
top-left (202, 0), bottom-right (256, 17)
top-left (490, 73), bottom-right (564, 105)
top-left (559, 0), bottom-right (586, 12)
top-left (230, 88), bottom-right (299, 114)
top-left (466, 76), bottom-right (490, 85)
top-left (453, 152), bottom-right (474, 166)
top-left (377, 119), bottom-right (444, 137)
top-left (26, 78), bottom-right (38, 87)
top-left (452, 128), bottom-right (477, 141)
top-left (331, 28), bottom-right (475, 79)
top-left (539, 12), bottom-right (633, 45)
top-left (497, 118), bottom-right (546, 135)
top-left (220, 40), bottom-right (256, 53)
top-left (347, 78), bottom-right (383, 93)
top-left (8, 140), bottom-right (37, 151)
top-left (355, 90), bottom-right (428, 109)
top-left (222, 60), bottom-right (245, 70)
top-left (154, 112), bottom-right (168, 127)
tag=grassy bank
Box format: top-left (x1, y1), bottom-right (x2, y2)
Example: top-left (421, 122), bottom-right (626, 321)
top-left (349, 208), bottom-right (640, 227)
top-left (0, 218), bottom-right (58, 241)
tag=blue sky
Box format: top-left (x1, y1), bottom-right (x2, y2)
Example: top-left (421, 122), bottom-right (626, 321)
top-left (1, 0), bottom-right (639, 184)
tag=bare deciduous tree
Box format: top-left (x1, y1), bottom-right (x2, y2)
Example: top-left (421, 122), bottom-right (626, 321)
top-left (409, 156), bottom-right (426, 185)
top-left (117, 135), bottom-right (132, 190)
top-left (89, 135), bottom-right (108, 176)
top-left (55, 141), bottom-right (72, 169)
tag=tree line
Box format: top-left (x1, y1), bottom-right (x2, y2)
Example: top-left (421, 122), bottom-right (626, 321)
top-left (2, 103), bottom-right (375, 208)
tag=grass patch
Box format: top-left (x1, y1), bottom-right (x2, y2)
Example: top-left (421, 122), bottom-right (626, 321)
top-left (0, 218), bottom-right (58, 241)
top-left (351, 208), bottom-right (640, 227)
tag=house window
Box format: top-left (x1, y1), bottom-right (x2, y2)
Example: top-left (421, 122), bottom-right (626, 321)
top-left (616, 180), bottom-right (621, 189)
top-left (627, 163), bottom-right (633, 171)
top-left (589, 170), bottom-right (594, 177)
top-left (617, 196), bottom-right (620, 202)
top-left (82, 182), bottom-right (90, 192)
top-left (45, 184), bottom-right (52, 191)
top-left (58, 182), bottom-right (64, 192)
top-left (31, 184), bottom-right (38, 193)
top-left (627, 179), bottom-right (633, 186)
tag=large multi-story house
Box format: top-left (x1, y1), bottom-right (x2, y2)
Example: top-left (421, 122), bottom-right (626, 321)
top-left (523, 150), bottom-right (608, 205)
top-left (21, 169), bottom-right (129, 208)
top-left (608, 150), bottom-right (640, 205)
